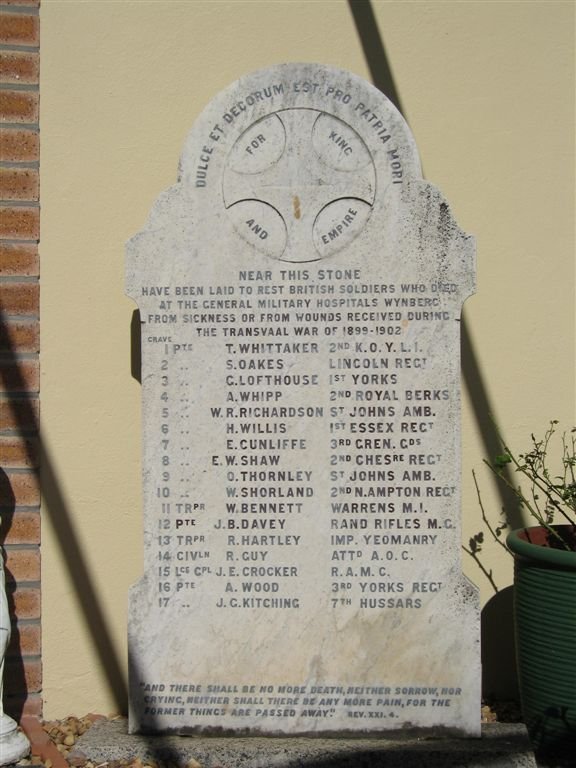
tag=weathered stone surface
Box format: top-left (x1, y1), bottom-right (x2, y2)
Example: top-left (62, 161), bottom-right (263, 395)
top-left (127, 63), bottom-right (479, 737)
top-left (75, 719), bottom-right (538, 768)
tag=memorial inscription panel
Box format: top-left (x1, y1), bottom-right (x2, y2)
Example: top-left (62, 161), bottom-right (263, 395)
top-left (127, 64), bottom-right (480, 736)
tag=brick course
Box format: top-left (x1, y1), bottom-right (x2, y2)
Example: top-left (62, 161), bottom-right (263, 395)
top-left (0, 90), bottom-right (39, 123)
top-left (0, 319), bottom-right (40, 353)
top-left (0, 13), bottom-right (39, 47)
top-left (8, 622), bottom-right (41, 657)
top-left (1, 0), bottom-right (41, 718)
top-left (5, 657), bottom-right (42, 692)
top-left (0, 243), bottom-right (39, 276)
top-left (2, 0), bottom-right (40, 6)
top-left (0, 435), bottom-right (39, 468)
top-left (1, 471), bottom-right (40, 507)
top-left (13, 694), bottom-right (42, 718)
top-left (0, 280), bottom-right (39, 314)
top-left (0, 205), bottom-right (40, 239)
top-left (0, 167), bottom-right (39, 201)
top-left (0, 359), bottom-right (40, 392)
top-left (4, 547), bottom-right (41, 582)
top-left (1, 511), bottom-right (40, 545)
top-left (0, 128), bottom-right (40, 163)
top-left (0, 398), bottom-right (39, 432)
top-left (0, 51), bottom-right (40, 85)
top-left (11, 586), bottom-right (41, 621)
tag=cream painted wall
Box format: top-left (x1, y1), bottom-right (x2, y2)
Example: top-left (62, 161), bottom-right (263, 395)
top-left (40, 1), bottom-right (574, 717)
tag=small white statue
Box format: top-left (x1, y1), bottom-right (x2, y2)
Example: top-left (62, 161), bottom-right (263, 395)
top-left (0, 541), bottom-right (30, 765)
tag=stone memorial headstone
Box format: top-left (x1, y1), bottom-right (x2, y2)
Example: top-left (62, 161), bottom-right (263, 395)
top-left (127, 63), bottom-right (480, 737)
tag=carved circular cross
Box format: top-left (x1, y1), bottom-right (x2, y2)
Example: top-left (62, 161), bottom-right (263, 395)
top-left (223, 109), bottom-right (376, 262)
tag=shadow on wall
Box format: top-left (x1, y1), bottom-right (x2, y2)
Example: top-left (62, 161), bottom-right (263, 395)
top-left (1, 310), bottom-right (184, 762)
top-left (0, 309), bottom-right (191, 765)
top-left (0, 310), bottom-right (127, 713)
top-left (482, 587), bottom-right (519, 702)
top-left (347, 0), bottom-right (522, 701)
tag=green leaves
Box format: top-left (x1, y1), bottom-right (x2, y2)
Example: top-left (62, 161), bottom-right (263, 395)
top-left (494, 453), bottom-right (512, 469)
top-left (486, 421), bottom-right (576, 551)
top-left (465, 422), bottom-right (576, 590)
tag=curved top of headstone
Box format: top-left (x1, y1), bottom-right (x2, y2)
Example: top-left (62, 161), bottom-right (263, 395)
top-left (140, 63), bottom-right (422, 264)
top-left (128, 63), bottom-right (472, 284)
top-left (178, 62), bottom-right (421, 185)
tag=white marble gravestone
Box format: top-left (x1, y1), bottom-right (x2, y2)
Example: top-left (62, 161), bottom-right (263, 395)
top-left (127, 63), bottom-right (480, 737)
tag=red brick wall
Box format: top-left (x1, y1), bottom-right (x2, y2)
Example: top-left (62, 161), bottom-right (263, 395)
top-left (0, 0), bottom-right (42, 718)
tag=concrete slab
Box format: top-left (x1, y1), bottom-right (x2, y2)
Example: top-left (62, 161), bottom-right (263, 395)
top-left (72, 718), bottom-right (537, 767)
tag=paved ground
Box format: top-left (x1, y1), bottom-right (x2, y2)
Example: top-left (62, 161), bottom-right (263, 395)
top-left (13, 716), bottom-right (575, 768)
top-left (34, 718), bottom-right (541, 768)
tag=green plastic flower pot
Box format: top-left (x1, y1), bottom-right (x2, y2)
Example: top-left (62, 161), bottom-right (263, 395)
top-left (507, 525), bottom-right (576, 752)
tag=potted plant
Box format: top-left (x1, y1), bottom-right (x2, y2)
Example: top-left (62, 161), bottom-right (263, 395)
top-left (482, 422), bottom-right (576, 754)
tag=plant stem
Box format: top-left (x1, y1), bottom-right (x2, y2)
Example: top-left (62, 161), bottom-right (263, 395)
top-left (472, 470), bottom-right (509, 554)
top-left (462, 545), bottom-right (499, 593)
